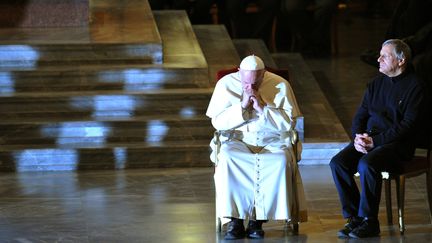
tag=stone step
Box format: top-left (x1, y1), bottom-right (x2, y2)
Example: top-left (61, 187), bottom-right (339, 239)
top-left (0, 89), bottom-right (213, 122)
top-left (0, 10), bottom-right (210, 95)
top-left (0, 144), bottom-right (212, 172)
top-left (0, 1), bottom-right (163, 67)
top-left (272, 53), bottom-right (350, 165)
top-left (0, 66), bottom-right (209, 95)
top-left (233, 39), bottom-right (277, 69)
top-left (301, 142), bottom-right (348, 164)
top-left (272, 53), bottom-right (349, 143)
top-left (193, 25), bottom-right (240, 85)
top-left (0, 118), bottom-right (213, 146)
top-left (0, 43), bottom-right (162, 68)
top-left (153, 11), bottom-right (207, 69)
top-left (0, 6), bottom-right (216, 172)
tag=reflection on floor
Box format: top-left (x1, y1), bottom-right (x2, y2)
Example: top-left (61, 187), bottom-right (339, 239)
top-left (0, 166), bottom-right (430, 242)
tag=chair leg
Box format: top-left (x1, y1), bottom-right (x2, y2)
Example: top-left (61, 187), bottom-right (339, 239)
top-left (215, 190), bottom-right (221, 232)
top-left (396, 175), bottom-right (406, 234)
top-left (216, 216), bottom-right (221, 232)
top-left (293, 222), bottom-right (299, 234)
top-left (384, 179), bottom-right (393, 224)
top-left (284, 220), bottom-right (299, 234)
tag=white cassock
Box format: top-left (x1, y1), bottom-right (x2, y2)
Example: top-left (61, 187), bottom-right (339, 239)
top-left (206, 71), bottom-right (307, 224)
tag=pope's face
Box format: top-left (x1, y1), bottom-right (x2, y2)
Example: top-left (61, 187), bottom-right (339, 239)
top-left (378, 44), bottom-right (402, 77)
top-left (239, 69), bottom-right (264, 91)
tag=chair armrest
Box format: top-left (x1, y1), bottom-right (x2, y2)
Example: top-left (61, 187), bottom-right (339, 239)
top-left (289, 129), bottom-right (302, 163)
top-left (212, 129), bottom-right (302, 164)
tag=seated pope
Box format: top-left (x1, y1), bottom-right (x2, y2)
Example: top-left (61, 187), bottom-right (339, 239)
top-left (206, 55), bottom-right (308, 240)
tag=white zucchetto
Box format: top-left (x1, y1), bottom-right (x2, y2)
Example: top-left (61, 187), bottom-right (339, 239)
top-left (239, 55), bottom-right (265, 71)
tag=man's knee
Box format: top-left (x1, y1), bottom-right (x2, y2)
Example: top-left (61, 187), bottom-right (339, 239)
top-left (329, 150), bottom-right (347, 170)
top-left (357, 157), bottom-right (379, 176)
top-left (329, 156), bottom-right (339, 170)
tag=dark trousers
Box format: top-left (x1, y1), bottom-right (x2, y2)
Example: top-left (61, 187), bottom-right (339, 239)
top-left (329, 142), bottom-right (401, 219)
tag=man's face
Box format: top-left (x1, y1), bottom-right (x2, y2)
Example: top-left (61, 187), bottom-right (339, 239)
top-left (378, 44), bottom-right (401, 77)
top-left (239, 69), bottom-right (264, 91)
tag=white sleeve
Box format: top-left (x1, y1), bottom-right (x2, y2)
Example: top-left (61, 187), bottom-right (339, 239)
top-left (206, 76), bottom-right (247, 130)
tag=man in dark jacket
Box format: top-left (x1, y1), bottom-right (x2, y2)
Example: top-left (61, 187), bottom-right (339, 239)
top-left (330, 39), bottom-right (426, 239)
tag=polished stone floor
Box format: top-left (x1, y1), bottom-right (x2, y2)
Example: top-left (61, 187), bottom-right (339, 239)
top-left (0, 166), bottom-right (430, 242)
top-left (1, 3), bottom-right (431, 243)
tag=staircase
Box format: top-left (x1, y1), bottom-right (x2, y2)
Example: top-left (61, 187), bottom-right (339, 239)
top-left (0, 1), bottom-right (229, 171)
top-left (0, 0), bottom-right (350, 171)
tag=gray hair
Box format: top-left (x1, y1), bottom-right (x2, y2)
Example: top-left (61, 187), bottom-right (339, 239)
top-left (382, 39), bottom-right (412, 63)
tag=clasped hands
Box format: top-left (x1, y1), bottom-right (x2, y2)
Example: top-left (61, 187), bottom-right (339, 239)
top-left (354, 133), bottom-right (374, 154)
top-left (241, 83), bottom-right (264, 114)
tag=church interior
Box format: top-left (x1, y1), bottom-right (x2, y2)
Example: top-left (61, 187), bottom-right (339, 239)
top-left (0, 0), bottom-right (430, 242)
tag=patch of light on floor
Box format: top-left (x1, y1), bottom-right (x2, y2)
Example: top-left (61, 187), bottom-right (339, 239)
top-left (17, 171), bottom-right (78, 196)
top-left (146, 120), bottom-right (168, 146)
top-left (114, 147), bottom-right (127, 169)
top-left (0, 72), bottom-right (15, 95)
top-left (93, 95), bottom-right (141, 118)
top-left (13, 149), bottom-right (78, 172)
top-left (97, 70), bottom-right (123, 83)
top-left (40, 122), bottom-right (111, 146)
top-left (69, 95), bottom-right (143, 118)
top-left (0, 45), bottom-right (39, 69)
top-left (97, 69), bottom-right (167, 91)
top-left (123, 69), bottom-right (165, 91)
top-left (164, 203), bottom-right (211, 243)
top-left (179, 106), bottom-right (196, 118)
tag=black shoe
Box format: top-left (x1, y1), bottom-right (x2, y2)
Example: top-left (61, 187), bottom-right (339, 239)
top-left (348, 218), bottom-right (380, 238)
top-left (224, 218), bottom-right (245, 240)
top-left (246, 220), bottom-right (265, 239)
top-left (337, 217), bottom-right (363, 238)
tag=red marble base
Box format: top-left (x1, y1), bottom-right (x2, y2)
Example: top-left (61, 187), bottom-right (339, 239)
top-left (0, 0), bottom-right (89, 28)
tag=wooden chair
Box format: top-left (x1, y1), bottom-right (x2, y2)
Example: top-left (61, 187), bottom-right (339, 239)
top-left (382, 134), bottom-right (432, 234)
top-left (354, 130), bottom-right (432, 234)
top-left (214, 128), bottom-right (301, 233)
top-left (213, 67), bottom-right (302, 233)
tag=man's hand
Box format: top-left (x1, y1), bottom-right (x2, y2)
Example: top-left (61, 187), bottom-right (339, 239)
top-left (241, 90), bottom-right (253, 109)
top-left (242, 83), bottom-right (264, 113)
top-left (250, 95), bottom-right (264, 114)
top-left (354, 133), bottom-right (374, 154)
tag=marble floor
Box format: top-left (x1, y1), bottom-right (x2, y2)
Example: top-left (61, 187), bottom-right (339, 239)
top-left (0, 166), bottom-right (430, 242)
top-left (1, 4), bottom-right (431, 243)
